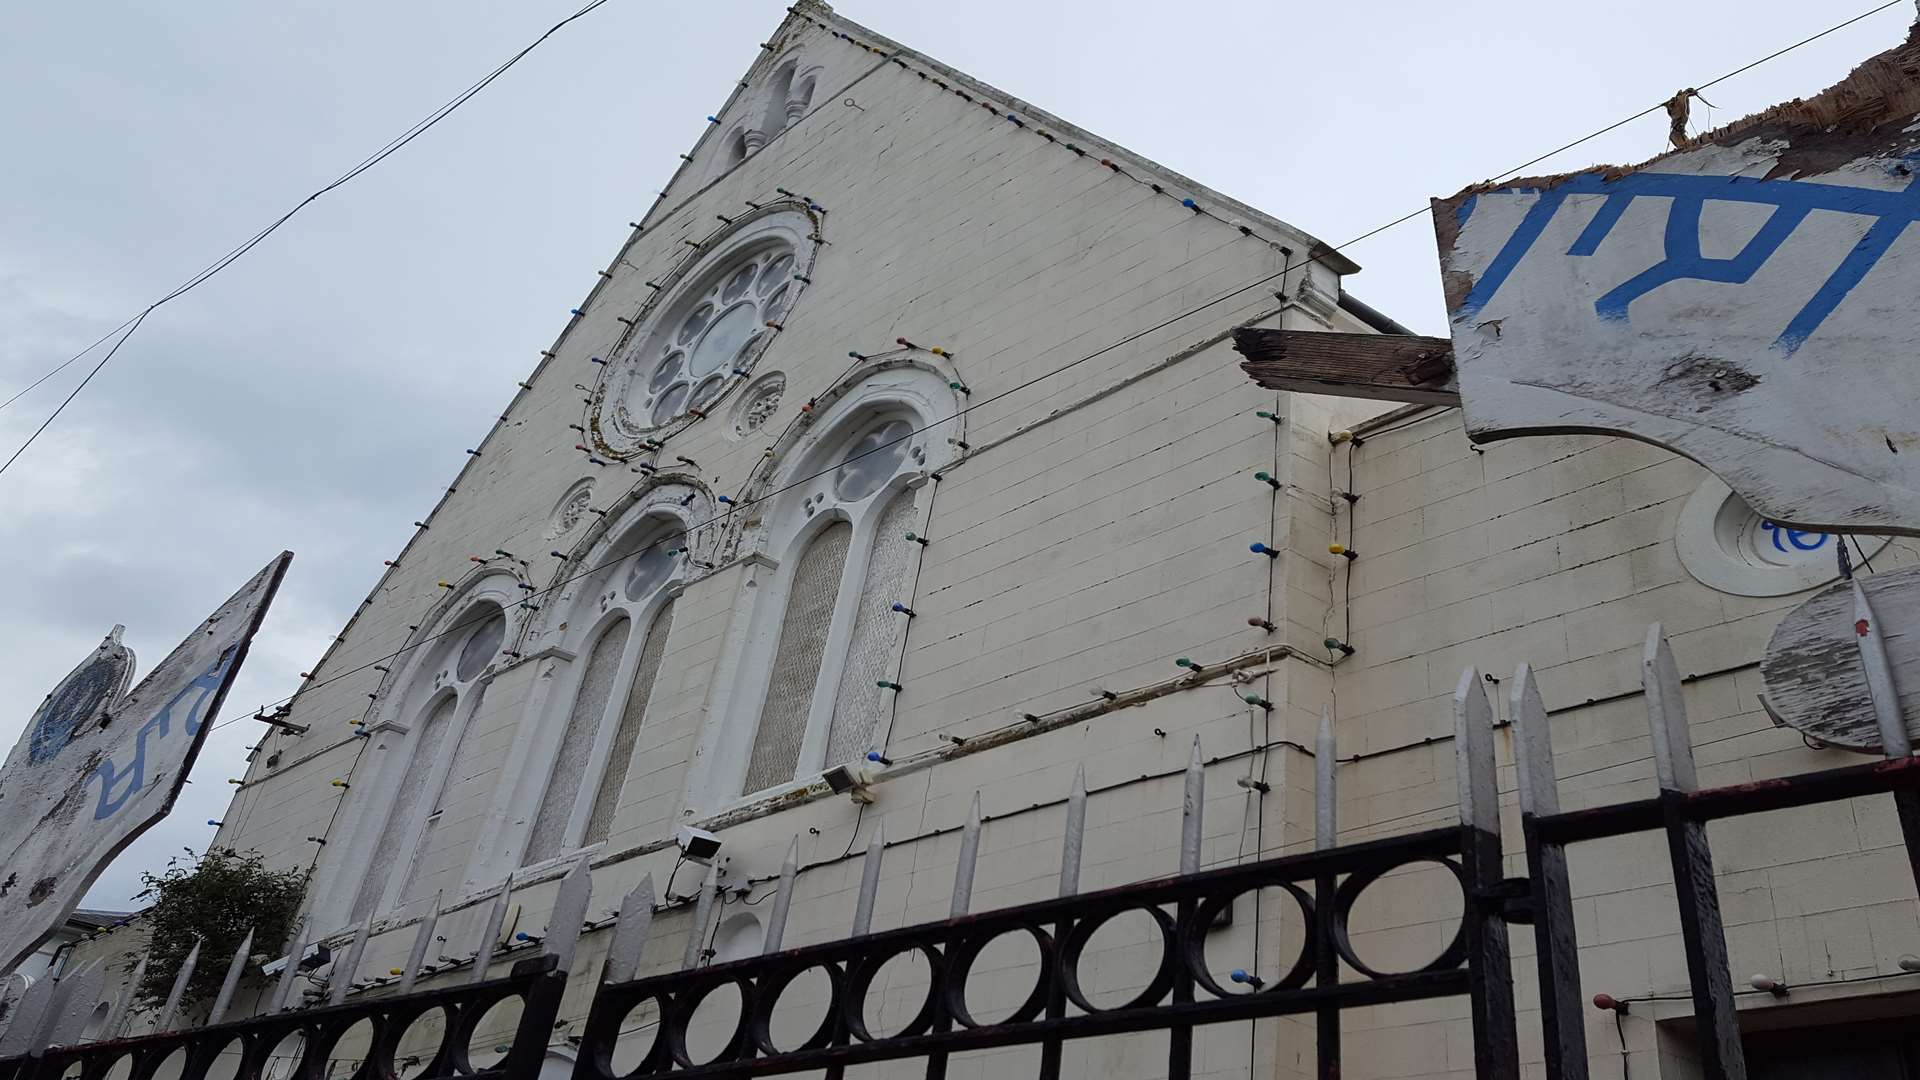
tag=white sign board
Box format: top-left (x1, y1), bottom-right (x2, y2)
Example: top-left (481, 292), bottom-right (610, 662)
top-left (1433, 22), bottom-right (1920, 536)
top-left (0, 552), bottom-right (291, 976)
top-left (1435, 136), bottom-right (1920, 535)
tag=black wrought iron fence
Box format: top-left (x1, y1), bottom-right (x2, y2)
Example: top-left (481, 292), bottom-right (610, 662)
top-left (0, 955), bottom-right (564, 1080)
top-left (5, 617), bottom-right (1920, 1080)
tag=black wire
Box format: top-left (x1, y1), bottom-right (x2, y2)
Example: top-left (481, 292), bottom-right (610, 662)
top-left (698, 890), bottom-right (728, 966)
top-left (0, 0), bottom-right (620, 473)
top-left (181, 0), bottom-right (1910, 743)
top-left (205, 221), bottom-right (1348, 740)
top-left (838, 803), bottom-right (869, 862)
top-left (1344, 448), bottom-right (1355, 644)
top-left (1613, 1008), bottom-right (1630, 1080)
top-left (0, 315), bottom-right (143, 413)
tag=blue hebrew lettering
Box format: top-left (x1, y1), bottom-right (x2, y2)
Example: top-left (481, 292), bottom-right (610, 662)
top-left (88, 647), bottom-right (237, 820)
top-left (1456, 170), bottom-right (1920, 355)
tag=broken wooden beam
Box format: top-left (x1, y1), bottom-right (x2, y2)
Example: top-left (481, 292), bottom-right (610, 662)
top-left (1233, 328), bottom-right (1459, 406)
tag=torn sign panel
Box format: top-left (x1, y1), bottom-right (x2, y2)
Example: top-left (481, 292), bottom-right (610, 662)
top-left (1434, 17), bottom-right (1920, 535)
top-left (0, 551), bottom-right (291, 976)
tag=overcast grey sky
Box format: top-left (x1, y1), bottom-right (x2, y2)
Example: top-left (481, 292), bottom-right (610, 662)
top-left (1, 0), bottom-right (1906, 910)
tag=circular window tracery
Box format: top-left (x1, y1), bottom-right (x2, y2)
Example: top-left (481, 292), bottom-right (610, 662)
top-left (456, 611), bottom-right (506, 681)
top-left (623, 535), bottom-right (685, 602)
top-left (593, 209), bottom-right (817, 456)
top-left (834, 419), bottom-right (915, 502)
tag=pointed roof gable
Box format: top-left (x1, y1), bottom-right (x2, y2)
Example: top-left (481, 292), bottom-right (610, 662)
top-left (643, 1), bottom-right (1359, 276)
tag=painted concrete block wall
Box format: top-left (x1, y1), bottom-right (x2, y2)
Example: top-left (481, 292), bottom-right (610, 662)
top-left (211, 0), bottom-right (1360, 881)
top-left (83, 5), bottom-right (1389, 1075)
top-left (1317, 405), bottom-right (1920, 1078)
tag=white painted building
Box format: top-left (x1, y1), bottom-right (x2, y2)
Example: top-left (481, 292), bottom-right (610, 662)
top-left (64, 3), bottom-right (1920, 1077)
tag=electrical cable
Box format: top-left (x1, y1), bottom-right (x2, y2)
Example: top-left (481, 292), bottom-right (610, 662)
top-left (188, 1), bottom-right (1907, 779)
top-left (0, 0), bottom-right (622, 473)
top-left (8, 0), bottom-right (1897, 485)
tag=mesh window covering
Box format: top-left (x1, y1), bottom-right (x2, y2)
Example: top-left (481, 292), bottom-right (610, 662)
top-left (350, 694), bottom-right (457, 920)
top-left (584, 601), bottom-right (675, 846)
top-left (522, 618), bottom-right (630, 865)
top-left (402, 683), bottom-right (489, 902)
top-left (742, 522), bottom-right (851, 792)
top-left (826, 490), bottom-right (917, 765)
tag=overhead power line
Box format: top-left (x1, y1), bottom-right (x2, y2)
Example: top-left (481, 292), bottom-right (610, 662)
top-left (0, 0), bottom-right (621, 477)
top-left (192, 0), bottom-right (1914, 742)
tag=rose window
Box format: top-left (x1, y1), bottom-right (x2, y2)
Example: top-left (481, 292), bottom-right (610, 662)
top-left (632, 246), bottom-right (796, 429)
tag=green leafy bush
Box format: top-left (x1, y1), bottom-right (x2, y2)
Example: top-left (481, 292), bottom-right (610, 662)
top-left (132, 849), bottom-right (307, 1012)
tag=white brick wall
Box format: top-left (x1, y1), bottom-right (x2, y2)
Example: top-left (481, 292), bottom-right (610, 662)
top-left (1320, 404), bottom-right (1920, 1078)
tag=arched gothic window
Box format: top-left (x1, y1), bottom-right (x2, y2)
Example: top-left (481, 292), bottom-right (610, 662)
top-left (698, 363), bottom-right (958, 804)
top-left (321, 577), bottom-right (521, 928)
top-left (512, 506), bottom-right (690, 869)
top-left (592, 208), bottom-right (818, 457)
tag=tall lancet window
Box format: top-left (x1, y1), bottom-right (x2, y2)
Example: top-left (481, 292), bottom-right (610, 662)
top-left (742, 520), bottom-right (852, 793)
top-left (327, 578), bottom-right (519, 928)
top-left (732, 411), bottom-right (931, 797)
top-left (517, 511), bottom-right (687, 867)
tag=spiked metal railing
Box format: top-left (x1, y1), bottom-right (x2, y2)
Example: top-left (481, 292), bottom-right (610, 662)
top-left (8, 619), bottom-right (1920, 1080)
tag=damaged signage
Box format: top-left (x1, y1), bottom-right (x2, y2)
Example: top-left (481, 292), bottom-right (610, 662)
top-left (1434, 18), bottom-right (1920, 535)
top-left (0, 552), bottom-right (291, 976)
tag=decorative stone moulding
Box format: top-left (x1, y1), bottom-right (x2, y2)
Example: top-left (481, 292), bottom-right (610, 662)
top-left (1676, 475), bottom-right (1890, 597)
top-left (727, 371), bottom-right (786, 442)
top-left (527, 477), bottom-right (717, 647)
top-left (589, 203), bottom-right (821, 458)
top-left (545, 479), bottom-right (595, 539)
top-left (729, 353), bottom-right (964, 561)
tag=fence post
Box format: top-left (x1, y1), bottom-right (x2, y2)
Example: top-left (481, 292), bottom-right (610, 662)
top-left (682, 861), bottom-right (722, 970)
top-left (327, 922), bottom-right (370, 1007)
top-left (1510, 664), bottom-right (1588, 1079)
top-left (34, 960), bottom-right (104, 1055)
top-left (569, 875), bottom-right (658, 1080)
top-left (1454, 669), bottom-right (1520, 1080)
top-left (206, 927), bottom-right (255, 1027)
top-left (1314, 706), bottom-right (1341, 1080)
top-left (98, 953), bottom-right (147, 1042)
top-left (1644, 626), bottom-right (1747, 1079)
top-left (473, 879), bottom-right (514, 984)
top-left (1037, 765), bottom-right (1088, 1080)
top-left (1852, 581), bottom-right (1920, 894)
top-left (1167, 737), bottom-right (1205, 1080)
top-left (397, 894), bottom-right (444, 996)
top-left (502, 954), bottom-right (569, 1080)
top-left (270, 915), bottom-right (310, 1011)
top-left (762, 837), bottom-right (801, 956)
top-left (153, 937), bottom-right (202, 1033)
top-left (543, 859), bottom-right (594, 978)
top-left (926, 794), bottom-right (983, 1080)
top-left (601, 875), bottom-right (656, 985)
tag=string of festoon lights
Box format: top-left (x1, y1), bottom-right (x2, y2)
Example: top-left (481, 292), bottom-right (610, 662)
top-left (204, 0), bottom-right (1908, 828)
top-left (203, 177), bottom-right (1341, 762)
top-left (209, 4), bottom-right (1402, 760)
